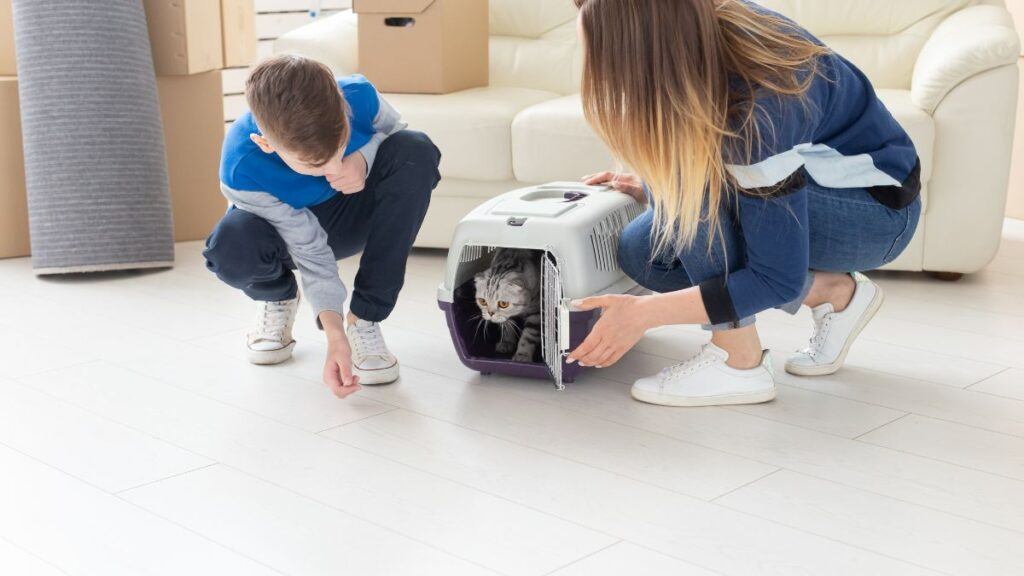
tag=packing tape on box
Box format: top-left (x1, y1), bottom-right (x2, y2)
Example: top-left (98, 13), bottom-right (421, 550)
top-left (11, 0), bottom-right (174, 273)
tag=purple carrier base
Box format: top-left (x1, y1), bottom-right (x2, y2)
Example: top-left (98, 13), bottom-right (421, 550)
top-left (438, 300), bottom-right (598, 385)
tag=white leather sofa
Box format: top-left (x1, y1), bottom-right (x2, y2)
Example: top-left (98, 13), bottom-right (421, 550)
top-left (277, 0), bottom-right (1021, 276)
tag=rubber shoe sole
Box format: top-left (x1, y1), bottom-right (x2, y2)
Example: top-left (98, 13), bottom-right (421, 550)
top-left (246, 341), bottom-right (296, 366)
top-left (631, 385), bottom-right (777, 407)
top-left (785, 285), bottom-right (885, 377)
top-left (354, 361), bottom-right (400, 386)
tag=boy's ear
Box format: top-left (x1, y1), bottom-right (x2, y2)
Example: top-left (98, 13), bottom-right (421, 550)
top-left (250, 133), bottom-right (274, 154)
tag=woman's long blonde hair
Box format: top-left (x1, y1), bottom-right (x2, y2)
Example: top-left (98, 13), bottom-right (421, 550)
top-left (575, 0), bottom-right (830, 254)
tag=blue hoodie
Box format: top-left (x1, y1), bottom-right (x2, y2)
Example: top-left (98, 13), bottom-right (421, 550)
top-left (697, 3), bottom-right (920, 325)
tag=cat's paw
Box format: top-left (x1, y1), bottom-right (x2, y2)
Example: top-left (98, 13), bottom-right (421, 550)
top-left (512, 350), bottom-right (535, 363)
top-left (496, 340), bottom-right (516, 354)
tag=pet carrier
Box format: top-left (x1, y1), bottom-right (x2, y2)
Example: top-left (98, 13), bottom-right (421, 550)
top-left (437, 182), bottom-right (645, 389)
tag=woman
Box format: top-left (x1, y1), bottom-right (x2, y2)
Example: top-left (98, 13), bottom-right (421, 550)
top-left (567, 0), bottom-right (921, 407)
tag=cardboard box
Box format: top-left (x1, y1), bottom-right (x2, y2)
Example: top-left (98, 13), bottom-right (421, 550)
top-left (221, 0), bottom-right (257, 68)
top-left (353, 0), bottom-right (488, 94)
top-left (0, 77), bottom-right (29, 259)
top-left (144, 0), bottom-right (224, 75)
top-left (157, 71), bottom-right (228, 241)
top-left (1, 1), bottom-right (15, 75)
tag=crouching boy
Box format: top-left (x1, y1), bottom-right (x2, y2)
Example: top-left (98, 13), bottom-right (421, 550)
top-left (204, 55), bottom-right (441, 398)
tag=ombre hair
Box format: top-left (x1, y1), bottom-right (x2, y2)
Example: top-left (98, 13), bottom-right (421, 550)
top-left (574, 0), bottom-right (830, 253)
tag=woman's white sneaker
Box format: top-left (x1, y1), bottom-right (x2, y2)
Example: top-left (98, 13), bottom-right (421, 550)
top-left (785, 272), bottom-right (884, 377)
top-left (247, 297), bottom-right (299, 365)
top-left (347, 318), bottom-right (400, 385)
top-left (631, 344), bottom-right (776, 407)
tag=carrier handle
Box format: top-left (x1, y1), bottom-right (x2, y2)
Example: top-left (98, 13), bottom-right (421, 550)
top-left (385, 17), bottom-right (416, 27)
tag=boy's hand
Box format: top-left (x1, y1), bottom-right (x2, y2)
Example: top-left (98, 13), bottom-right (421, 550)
top-left (327, 152), bottom-right (368, 194)
top-left (320, 311), bottom-right (361, 399)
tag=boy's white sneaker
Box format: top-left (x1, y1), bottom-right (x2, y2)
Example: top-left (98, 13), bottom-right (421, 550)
top-left (631, 344), bottom-right (776, 407)
top-left (786, 272), bottom-right (884, 377)
top-left (347, 318), bottom-right (400, 385)
top-left (247, 297), bottom-right (299, 365)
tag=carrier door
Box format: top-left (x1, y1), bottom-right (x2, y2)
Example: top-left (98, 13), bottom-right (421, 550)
top-left (541, 252), bottom-right (570, 390)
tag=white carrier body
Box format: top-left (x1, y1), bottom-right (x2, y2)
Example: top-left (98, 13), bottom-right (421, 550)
top-left (438, 182), bottom-right (645, 389)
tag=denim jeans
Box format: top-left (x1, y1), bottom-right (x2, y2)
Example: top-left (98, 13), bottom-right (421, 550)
top-left (617, 181), bottom-right (922, 331)
top-left (203, 130), bottom-right (440, 322)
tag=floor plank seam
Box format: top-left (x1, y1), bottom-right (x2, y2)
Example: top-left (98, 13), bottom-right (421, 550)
top-left (495, 377), bottom-right (1024, 536)
top-left (115, 462), bottom-right (219, 495)
top-left (854, 435), bottom-right (1024, 485)
top-left (0, 436), bottom-right (292, 576)
top-left (210, 463), bottom-right (516, 576)
top-left (313, 406), bottom-right (401, 434)
top-left (708, 468), bottom-right (784, 503)
top-left (966, 366), bottom-right (1014, 389)
top-left (111, 360), bottom-right (394, 437)
top-left (0, 533), bottom-right (73, 576)
top-left (712, 497), bottom-right (959, 576)
top-left (319, 428), bottom-right (950, 575)
top-left (538, 540), bottom-right (623, 576)
top-left (851, 412), bottom-right (911, 440)
top-left (325, 403), bottom-right (775, 502)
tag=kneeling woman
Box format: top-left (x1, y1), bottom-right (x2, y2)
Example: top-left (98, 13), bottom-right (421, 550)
top-left (568, 0), bottom-right (921, 406)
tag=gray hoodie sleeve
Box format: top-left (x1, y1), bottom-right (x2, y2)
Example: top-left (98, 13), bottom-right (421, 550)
top-left (220, 184), bottom-right (345, 324)
top-left (356, 95), bottom-right (407, 172)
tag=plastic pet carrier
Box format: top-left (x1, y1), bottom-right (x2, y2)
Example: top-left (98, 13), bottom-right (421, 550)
top-left (437, 182), bottom-right (645, 389)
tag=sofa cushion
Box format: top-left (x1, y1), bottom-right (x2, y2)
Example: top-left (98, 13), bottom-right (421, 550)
top-left (757, 0), bottom-right (971, 89)
top-left (489, 0), bottom-right (577, 38)
top-left (387, 87), bottom-right (558, 182)
top-left (490, 20), bottom-right (582, 95)
top-left (512, 90), bottom-right (933, 207)
top-left (511, 94), bottom-right (614, 184)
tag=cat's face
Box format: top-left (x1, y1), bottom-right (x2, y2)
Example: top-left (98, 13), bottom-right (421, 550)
top-left (474, 270), bottom-right (530, 323)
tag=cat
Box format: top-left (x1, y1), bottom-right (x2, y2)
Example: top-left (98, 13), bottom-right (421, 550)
top-left (473, 248), bottom-right (542, 363)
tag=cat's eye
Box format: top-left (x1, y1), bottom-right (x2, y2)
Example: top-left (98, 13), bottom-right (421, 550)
top-left (497, 301), bottom-right (510, 309)
top-left (477, 298), bottom-right (487, 307)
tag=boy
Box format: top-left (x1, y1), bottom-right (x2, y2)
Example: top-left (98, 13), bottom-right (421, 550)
top-left (204, 55), bottom-right (441, 399)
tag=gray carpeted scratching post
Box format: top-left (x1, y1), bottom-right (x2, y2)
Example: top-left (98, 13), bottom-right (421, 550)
top-left (12, 0), bottom-right (174, 274)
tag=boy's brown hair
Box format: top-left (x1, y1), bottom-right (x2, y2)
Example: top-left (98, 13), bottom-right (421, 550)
top-left (246, 54), bottom-right (349, 166)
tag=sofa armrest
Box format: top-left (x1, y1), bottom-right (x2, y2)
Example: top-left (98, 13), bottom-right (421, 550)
top-left (273, 10), bottom-right (359, 76)
top-left (912, 5), bottom-right (1020, 114)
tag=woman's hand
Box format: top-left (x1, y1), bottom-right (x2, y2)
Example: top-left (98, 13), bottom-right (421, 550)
top-left (567, 294), bottom-right (655, 368)
top-left (581, 171), bottom-right (646, 205)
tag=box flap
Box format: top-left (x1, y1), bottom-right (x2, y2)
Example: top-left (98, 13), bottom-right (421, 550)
top-left (353, 0), bottom-right (437, 15)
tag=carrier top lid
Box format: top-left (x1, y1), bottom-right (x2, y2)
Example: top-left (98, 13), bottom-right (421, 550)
top-left (440, 181), bottom-right (645, 303)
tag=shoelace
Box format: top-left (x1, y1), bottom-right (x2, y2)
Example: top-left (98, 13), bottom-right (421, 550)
top-left (351, 323), bottom-right (389, 358)
top-left (254, 300), bottom-right (292, 341)
top-left (659, 345), bottom-right (717, 383)
top-left (799, 314), bottom-right (833, 359)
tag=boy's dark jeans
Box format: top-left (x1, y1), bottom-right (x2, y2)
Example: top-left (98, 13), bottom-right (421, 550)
top-left (203, 130), bottom-right (441, 323)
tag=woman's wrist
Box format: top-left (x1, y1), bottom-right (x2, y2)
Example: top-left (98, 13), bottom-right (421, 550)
top-left (634, 294), bottom-right (666, 330)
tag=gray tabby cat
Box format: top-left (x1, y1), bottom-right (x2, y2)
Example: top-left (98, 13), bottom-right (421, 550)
top-left (474, 248), bottom-right (542, 362)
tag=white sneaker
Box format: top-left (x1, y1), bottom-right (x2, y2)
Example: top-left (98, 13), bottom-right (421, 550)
top-left (347, 318), bottom-right (400, 385)
top-left (247, 297), bottom-right (299, 365)
top-left (631, 343), bottom-right (776, 407)
top-left (786, 272), bottom-right (884, 377)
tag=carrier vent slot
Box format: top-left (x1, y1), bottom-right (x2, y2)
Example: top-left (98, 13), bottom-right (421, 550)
top-left (459, 245), bottom-right (483, 263)
top-left (589, 206), bottom-right (638, 272)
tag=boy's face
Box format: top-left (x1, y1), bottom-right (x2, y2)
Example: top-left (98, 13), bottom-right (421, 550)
top-left (250, 133), bottom-right (346, 180)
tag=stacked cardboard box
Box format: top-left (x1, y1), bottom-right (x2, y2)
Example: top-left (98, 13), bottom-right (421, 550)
top-left (0, 2), bottom-right (25, 257)
top-left (0, 77), bottom-right (27, 258)
top-left (0, 1), bottom-right (257, 258)
top-left (144, 0), bottom-right (257, 241)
